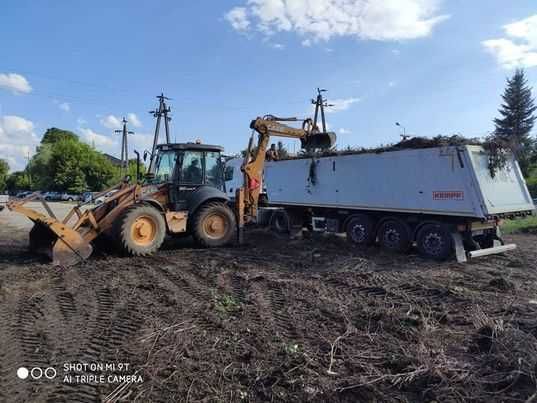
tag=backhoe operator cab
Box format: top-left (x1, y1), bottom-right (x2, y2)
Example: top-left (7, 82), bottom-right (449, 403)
top-left (120, 143), bottom-right (237, 256)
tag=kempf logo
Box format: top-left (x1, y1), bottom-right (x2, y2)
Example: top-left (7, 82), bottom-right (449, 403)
top-left (17, 366), bottom-right (57, 380)
top-left (433, 191), bottom-right (464, 201)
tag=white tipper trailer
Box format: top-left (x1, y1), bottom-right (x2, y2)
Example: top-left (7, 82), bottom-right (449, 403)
top-left (261, 145), bottom-right (535, 262)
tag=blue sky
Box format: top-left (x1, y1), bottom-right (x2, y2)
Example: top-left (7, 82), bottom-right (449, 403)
top-left (1, 0), bottom-right (537, 171)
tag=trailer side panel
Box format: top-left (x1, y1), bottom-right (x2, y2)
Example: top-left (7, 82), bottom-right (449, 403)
top-left (265, 147), bottom-right (484, 217)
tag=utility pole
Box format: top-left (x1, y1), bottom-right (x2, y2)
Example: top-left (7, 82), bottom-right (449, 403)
top-left (115, 117), bottom-right (134, 176)
top-left (396, 122), bottom-right (411, 141)
top-left (26, 151), bottom-right (32, 187)
top-left (311, 88), bottom-right (333, 133)
top-left (148, 93), bottom-right (172, 174)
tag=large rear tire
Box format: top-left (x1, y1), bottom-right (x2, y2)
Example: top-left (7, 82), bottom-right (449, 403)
top-left (346, 214), bottom-right (375, 246)
top-left (270, 210), bottom-right (291, 234)
top-left (192, 202), bottom-right (236, 247)
top-left (378, 219), bottom-right (411, 253)
top-left (416, 223), bottom-right (453, 261)
top-left (116, 204), bottom-right (166, 256)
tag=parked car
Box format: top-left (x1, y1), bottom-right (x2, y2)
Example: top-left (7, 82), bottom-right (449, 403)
top-left (15, 190), bottom-right (33, 199)
top-left (0, 194), bottom-right (8, 212)
top-left (61, 192), bottom-right (80, 202)
top-left (81, 191), bottom-right (94, 203)
top-left (94, 190), bottom-right (119, 205)
top-left (43, 191), bottom-right (62, 201)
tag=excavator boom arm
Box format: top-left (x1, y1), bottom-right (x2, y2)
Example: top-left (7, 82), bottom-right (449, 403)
top-left (236, 116), bottom-right (336, 234)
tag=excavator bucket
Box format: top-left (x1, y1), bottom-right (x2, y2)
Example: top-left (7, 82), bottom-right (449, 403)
top-left (8, 198), bottom-right (93, 267)
top-left (301, 131), bottom-right (337, 150)
top-left (28, 221), bottom-right (93, 267)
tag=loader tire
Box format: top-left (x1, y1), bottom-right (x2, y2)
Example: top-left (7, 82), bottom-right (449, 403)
top-left (192, 202), bottom-right (236, 247)
top-left (378, 219), bottom-right (411, 253)
top-left (116, 204), bottom-right (166, 256)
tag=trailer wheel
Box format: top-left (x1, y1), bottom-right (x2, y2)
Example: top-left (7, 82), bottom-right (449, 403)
top-left (192, 202), bottom-right (236, 247)
top-left (416, 223), bottom-right (453, 260)
top-left (117, 204), bottom-right (166, 256)
top-left (378, 219), bottom-right (411, 253)
top-left (346, 214), bottom-right (375, 246)
top-left (270, 210), bottom-right (290, 234)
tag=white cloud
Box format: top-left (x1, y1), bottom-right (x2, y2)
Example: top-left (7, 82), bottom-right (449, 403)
top-left (225, 0), bottom-right (448, 43)
top-left (302, 39), bottom-right (312, 47)
top-left (392, 49), bottom-right (401, 55)
top-left (0, 73), bottom-right (32, 94)
top-left (80, 128), bottom-right (116, 147)
top-left (271, 43), bottom-right (285, 49)
top-left (325, 97), bottom-right (361, 113)
top-left (79, 125), bottom-right (152, 159)
top-left (339, 128), bottom-right (352, 134)
top-left (127, 113), bottom-right (142, 128)
top-left (100, 114), bottom-right (123, 130)
top-left (225, 7), bottom-right (250, 31)
top-left (0, 115), bottom-right (38, 171)
top-left (130, 133), bottom-right (153, 154)
top-left (483, 14), bottom-right (537, 69)
top-left (388, 81), bottom-right (397, 87)
top-left (59, 102), bottom-right (70, 112)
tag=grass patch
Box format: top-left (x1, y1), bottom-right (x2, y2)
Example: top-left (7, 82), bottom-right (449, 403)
top-left (214, 294), bottom-right (241, 316)
top-left (502, 215), bottom-right (537, 234)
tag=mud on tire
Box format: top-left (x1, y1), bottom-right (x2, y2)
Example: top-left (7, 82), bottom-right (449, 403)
top-left (116, 204), bottom-right (166, 256)
top-left (192, 202), bottom-right (236, 247)
top-left (416, 223), bottom-right (453, 261)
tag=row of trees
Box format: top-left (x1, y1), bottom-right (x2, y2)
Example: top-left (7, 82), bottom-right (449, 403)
top-left (0, 128), bottom-right (139, 194)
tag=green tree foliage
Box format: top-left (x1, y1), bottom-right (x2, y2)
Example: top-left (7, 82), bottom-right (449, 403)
top-left (109, 160), bottom-right (147, 185)
top-left (41, 127), bottom-right (78, 145)
top-left (0, 159), bottom-right (8, 192)
top-left (5, 171), bottom-right (31, 192)
top-left (27, 128), bottom-right (117, 192)
top-left (492, 68), bottom-right (537, 176)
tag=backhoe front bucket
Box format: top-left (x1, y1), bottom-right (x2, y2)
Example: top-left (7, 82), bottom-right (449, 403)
top-left (8, 198), bottom-right (93, 267)
top-left (301, 131), bottom-right (337, 150)
top-left (28, 220), bottom-right (93, 266)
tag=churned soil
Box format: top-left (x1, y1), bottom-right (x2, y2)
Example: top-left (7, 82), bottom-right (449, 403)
top-left (0, 218), bottom-right (536, 402)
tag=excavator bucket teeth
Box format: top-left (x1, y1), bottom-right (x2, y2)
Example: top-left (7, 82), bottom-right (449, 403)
top-left (28, 221), bottom-right (93, 267)
top-left (301, 131), bottom-right (337, 150)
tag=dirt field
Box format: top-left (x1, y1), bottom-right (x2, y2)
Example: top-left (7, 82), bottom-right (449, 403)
top-left (0, 205), bottom-right (536, 402)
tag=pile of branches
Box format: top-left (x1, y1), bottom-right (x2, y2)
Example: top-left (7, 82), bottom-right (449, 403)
top-left (288, 134), bottom-right (514, 177)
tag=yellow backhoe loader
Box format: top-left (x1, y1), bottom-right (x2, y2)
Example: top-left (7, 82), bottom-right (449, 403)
top-left (8, 143), bottom-right (238, 266)
top-left (7, 95), bottom-right (335, 266)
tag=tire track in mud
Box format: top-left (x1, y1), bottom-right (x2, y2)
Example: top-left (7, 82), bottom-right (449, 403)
top-left (0, 294), bottom-right (25, 402)
top-left (7, 293), bottom-right (57, 402)
top-left (267, 280), bottom-right (299, 339)
top-left (49, 287), bottom-right (116, 403)
top-left (142, 255), bottom-right (224, 333)
top-left (53, 283), bottom-right (144, 403)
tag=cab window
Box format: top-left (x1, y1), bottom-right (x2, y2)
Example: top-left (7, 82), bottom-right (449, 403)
top-left (181, 151), bottom-right (204, 184)
top-left (154, 151), bottom-right (178, 183)
top-left (205, 152), bottom-right (224, 189)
